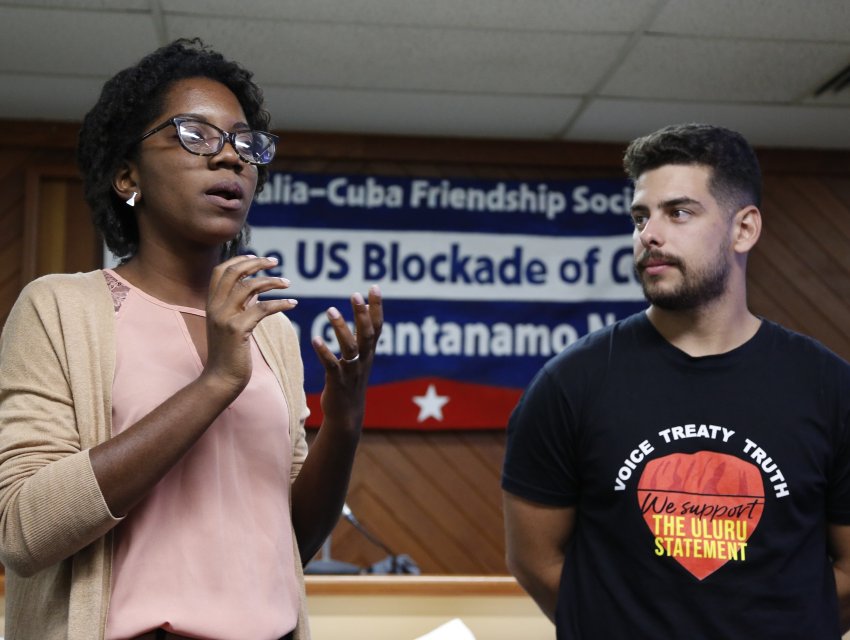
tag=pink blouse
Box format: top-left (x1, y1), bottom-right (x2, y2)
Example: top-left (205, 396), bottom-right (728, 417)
top-left (103, 270), bottom-right (299, 640)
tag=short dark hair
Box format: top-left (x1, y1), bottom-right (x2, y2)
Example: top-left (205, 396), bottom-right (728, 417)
top-left (77, 38), bottom-right (270, 261)
top-left (623, 123), bottom-right (762, 213)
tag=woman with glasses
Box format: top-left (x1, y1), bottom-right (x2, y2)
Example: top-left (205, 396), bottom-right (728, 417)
top-left (0, 38), bottom-right (381, 640)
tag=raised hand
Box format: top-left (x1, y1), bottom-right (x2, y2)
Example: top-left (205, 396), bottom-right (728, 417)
top-left (311, 285), bottom-right (383, 432)
top-left (204, 255), bottom-right (298, 396)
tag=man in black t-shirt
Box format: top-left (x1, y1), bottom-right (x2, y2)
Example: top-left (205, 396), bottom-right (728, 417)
top-left (502, 123), bottom-right (850, 639)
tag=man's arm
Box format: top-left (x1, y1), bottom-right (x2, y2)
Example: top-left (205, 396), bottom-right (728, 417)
top-left (829, 523), bottom-right (850, 633)
top-left (503, 491), bottom-right (576, 624)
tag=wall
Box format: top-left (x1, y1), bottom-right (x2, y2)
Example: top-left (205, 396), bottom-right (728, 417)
top-left (2, 121), bottom-right (850, 576)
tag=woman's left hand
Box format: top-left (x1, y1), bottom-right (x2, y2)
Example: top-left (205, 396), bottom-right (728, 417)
top-left (311, 285), bottom-right (383, 434)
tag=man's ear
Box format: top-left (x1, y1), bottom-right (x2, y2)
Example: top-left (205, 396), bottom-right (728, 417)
top-left (112, 162), bottom-right (140, 206)
top-left (732, 205), bottom-right (762, 254)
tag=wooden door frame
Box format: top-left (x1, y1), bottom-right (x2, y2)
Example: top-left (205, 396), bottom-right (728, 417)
top-left (23, 164), bottom-right (87, 286)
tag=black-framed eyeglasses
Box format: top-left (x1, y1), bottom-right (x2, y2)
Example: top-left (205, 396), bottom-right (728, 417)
top-left (136, 116), bottom-right (278, 165)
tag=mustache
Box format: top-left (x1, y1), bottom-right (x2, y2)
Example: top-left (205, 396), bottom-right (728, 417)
top-left (635, 250), bottom-right (684, 270)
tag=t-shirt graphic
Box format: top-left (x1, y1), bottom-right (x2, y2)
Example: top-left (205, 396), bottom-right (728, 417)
top-left (637, 451), bottom-right (765, 580)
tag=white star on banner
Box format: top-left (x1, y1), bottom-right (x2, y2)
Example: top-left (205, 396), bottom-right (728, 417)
top-left (412, 384), bottom-right (450, 423)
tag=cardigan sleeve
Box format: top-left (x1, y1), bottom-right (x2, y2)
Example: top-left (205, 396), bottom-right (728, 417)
top-left (254, 312), bottom-right (310, 483)
top-left (282, 314), bottom-right (310, 482)
top-left (0, 277), bottom-right (121, 576)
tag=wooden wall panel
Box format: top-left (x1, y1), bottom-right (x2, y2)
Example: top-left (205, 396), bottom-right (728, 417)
top-left (748, 175), bottom-right (850, 361)
top-left (1, 121), bottom-right (849, 578)
top-left (0, 154), bottom-right (27, 328)
top-left (23, 167), bottom-right (93, 283)
top-left (314, 431), bottom-right (509, 575)
top-left (0, 146), bottom-right (79, 327)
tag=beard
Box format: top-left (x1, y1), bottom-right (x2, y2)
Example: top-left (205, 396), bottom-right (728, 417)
top-left (634, 248), bottom-right (731, 311)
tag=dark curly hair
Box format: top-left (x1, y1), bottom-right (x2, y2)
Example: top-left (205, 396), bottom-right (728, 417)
top-left (623, 123), bottom-right (762, 214)
top-left (77, 38), bottom-right (271, 262)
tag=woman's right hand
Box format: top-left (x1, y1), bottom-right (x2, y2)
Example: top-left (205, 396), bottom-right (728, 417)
top-left (203, 255), bottom-right (297, 395)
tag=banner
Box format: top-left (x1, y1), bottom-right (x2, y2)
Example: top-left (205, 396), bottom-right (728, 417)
top-left (247, 172), bottom-right (646, 429)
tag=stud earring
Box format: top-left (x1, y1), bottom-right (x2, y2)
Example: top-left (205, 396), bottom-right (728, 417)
top-left (126, 192), bottom-right (138, 207)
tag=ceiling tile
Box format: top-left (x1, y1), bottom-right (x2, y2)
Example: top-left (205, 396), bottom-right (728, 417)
top-left (805, 79), bottom-right (850, 106)
top-left (166, 16), bottom-right (628, 95)
top-left (1, 0), bottom-right (147, 8)
top-left (163, 0), bottom-right (658, 31)
top-left (602, 36), bottom-right (850, 103)
top-left (0, 74), bottom-right (107, 121)
top-left (569, 98), bottom-right (850, 149)
top-left (805, 93), bottom-right (850, 106)
top-left (653, 0), bottom-right (850, 42)
top-left (0, 2), bottom-right (847, 149)
top-left (0, 6), bottom-right (160, 75)
top-left (263, 86), bottom-right (581, 138)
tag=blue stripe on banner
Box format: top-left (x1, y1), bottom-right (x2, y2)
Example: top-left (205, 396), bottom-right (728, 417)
top-left (252, 172), bottom-right (635, 236)
top-left (274, 298), bottom-right (647, 395)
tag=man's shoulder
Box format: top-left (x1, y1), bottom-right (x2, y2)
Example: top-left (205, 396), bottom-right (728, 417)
top-left (754, 320), bottom-right (850, 397)
top-left (760, 318), bottom-right (850, 368)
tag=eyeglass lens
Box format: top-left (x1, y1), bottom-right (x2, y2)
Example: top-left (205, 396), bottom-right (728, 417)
top-left (175, 120), bottom-right (275, 165)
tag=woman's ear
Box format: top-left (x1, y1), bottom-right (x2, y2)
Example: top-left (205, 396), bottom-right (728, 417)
top-left (112, 162), bottom-right (140, 207)
top-left (732, 205), bottom-right (762, 254)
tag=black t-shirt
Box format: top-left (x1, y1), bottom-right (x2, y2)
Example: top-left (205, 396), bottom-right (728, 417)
top-left (503, 313), bottom-right (850, 640)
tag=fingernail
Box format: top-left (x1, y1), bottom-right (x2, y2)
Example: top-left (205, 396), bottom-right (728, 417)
top-left (287, 298), bottom-right (298, 306)
top-left (352, 292), bottom-right (365, 305)
top-left (327, 307), bottom-right (341, 319)
top-left (266, 256), bottom-right (279, 264)
top-left (370, 284), bottom-right (381, 296)
top-left (279, 277), bottom-right (291, 286)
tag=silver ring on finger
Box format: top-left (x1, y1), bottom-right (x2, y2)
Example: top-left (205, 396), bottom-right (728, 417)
top-left (341, 353), bottom-right (360, 364)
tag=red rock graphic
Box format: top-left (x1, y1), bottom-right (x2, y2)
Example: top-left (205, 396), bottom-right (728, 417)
top-left (637, 451), bottom-right (764, 580)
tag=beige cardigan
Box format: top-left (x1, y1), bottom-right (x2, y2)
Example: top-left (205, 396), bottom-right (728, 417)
top-left (0, 271), bottom-right (311, 640)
